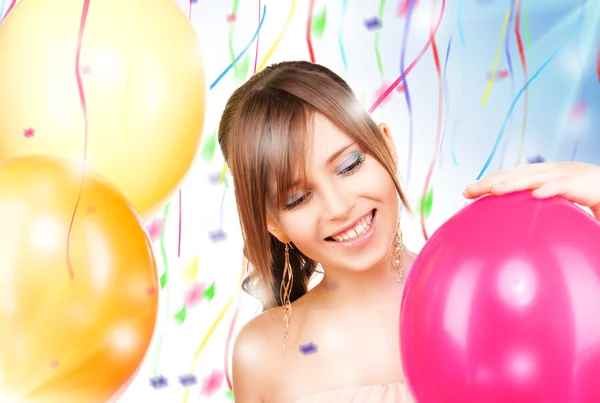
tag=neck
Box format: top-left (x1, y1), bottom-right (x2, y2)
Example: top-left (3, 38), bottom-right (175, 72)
top-left (314, 242), bottom-right (416, 309)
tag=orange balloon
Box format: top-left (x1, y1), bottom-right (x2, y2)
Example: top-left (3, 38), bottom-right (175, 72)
top-left (0, 156), bottom-right (158, 402)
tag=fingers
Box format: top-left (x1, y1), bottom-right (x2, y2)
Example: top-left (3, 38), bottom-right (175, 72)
top-left (463, 165), bottom-right (557, 199)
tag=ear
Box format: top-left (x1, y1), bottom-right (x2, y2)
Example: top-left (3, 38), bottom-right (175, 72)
top-left (266, 213), bottom-right (290, 244)
top-left (378, 122), bottom-right (398, 166)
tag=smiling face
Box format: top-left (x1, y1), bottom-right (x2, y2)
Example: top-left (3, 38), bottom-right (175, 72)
top-left (267, 113), bottom-right (400, 273)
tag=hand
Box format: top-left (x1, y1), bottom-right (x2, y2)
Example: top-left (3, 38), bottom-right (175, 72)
top-left (462, 162), bottom-right (600, 220)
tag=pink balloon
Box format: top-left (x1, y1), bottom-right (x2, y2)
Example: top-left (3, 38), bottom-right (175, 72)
top-left (401, 191), bottom-right (600, 403)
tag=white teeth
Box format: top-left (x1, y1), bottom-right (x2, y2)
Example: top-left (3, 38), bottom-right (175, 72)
top-left (331, 212), bottom-right (373, 243)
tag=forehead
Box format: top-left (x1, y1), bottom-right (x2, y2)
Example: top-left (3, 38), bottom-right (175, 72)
top-left (310, 114), bottom-right (352, 165)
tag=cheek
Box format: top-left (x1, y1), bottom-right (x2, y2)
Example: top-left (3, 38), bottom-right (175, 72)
top-left (279, 212), bottom-right (321, 251)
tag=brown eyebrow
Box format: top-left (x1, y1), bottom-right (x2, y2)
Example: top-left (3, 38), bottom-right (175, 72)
top-left (326, 142), bottom-right (355, 165)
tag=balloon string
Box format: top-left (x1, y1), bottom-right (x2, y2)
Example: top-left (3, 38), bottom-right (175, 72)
top-left (450, 0), bottom-right (465, 166)
top-left (152, 202), bottom-right (172, 378)
top-left (400, 0), bottom-right (415, 186)
top-left (253, 0), bottom-right (262, 73)
top-left (475, 1), bottom-right (587, 180)
top-left (66, 0), bottom-right (91, 280)
top-left (338, 0), bottom-right (349, 78)
top-left (210, 4), bottom-right (266, 90)
top-left (374, 0), bottom-right (388, 82)
top-left (480, 7), bottom-right (512, 106)
top-left (514, 0), bottom-right (529, 166)
top-left (182, 258), bottom-right (246, 403)
top-left (306, 0), bottom-right (316, 62)
top-left (0, 0), bottom-right (14, 24)
top-left (368, 0), bottom-right (446, 114)
top-left (256, 0), bottom-right (296, 72)
top-left (225, 261), bottom-right (249, 391)
top-left (419, 0), bottom-right (444, 242)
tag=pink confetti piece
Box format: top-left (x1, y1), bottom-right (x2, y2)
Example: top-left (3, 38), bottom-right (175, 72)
top-left (23, 128), bottom-right (35, 138)
top-left (363, 16), bottom-right (382, 30)
top-left (569, 101), bottom-right (586, 122)
top-left (184, 282), bottom-right (206, 308)
top-left (201, 370), bottom-right (224, 397)
top-left (81, 65), bottom-right (91, 74)
top-left (50, 360), bottom-right (60, 368)
top-left (146, 286), bottom-right (157, 295)
top-left (145, 217), bottom-right (163, 243)
top-left (226, 13), bottom-right (236, 22)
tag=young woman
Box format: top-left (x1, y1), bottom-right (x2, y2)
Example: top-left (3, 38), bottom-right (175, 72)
top-left (218, 60), bottom-right (600, 402)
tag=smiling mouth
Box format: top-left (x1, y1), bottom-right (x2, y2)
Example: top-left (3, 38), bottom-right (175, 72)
top-left (325, 209), bottom-right (376, 243)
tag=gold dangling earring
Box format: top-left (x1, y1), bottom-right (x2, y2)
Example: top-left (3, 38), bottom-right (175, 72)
top-left (280, 242), bottom-right (294, 349)
top-left (392, 222), bottom-right (404, 283)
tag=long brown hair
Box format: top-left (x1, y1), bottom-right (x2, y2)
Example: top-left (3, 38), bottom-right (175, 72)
top-left (218, 61), bottom-right (410, 310)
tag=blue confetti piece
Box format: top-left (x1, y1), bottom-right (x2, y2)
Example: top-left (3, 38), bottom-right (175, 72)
top-left (149, 375), bottom-right (168, 389)
top-left (526, 155), bottom-right (546, 164)
top-left (363, 16), bottom-right (382, 30)
top-left (179, 374), bottom-right (198, 387)
top-left (299, 342), bottom-right (318, 355)
top-left (208, 229), bottom-right (227, 242)
top-left (207, 172), bottom-right (222, 184)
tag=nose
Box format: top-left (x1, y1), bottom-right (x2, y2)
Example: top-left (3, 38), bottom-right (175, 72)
top-left (320, 181), bottom-right (353, 222)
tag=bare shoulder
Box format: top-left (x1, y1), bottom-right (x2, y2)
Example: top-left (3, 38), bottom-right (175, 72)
top-left (232, 306), bottom-right (286, 402)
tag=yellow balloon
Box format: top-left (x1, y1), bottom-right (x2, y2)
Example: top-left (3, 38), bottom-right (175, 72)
top-left (0, 155), bottom-right (158, 403)
top-left (0, 0), bottom-right (205, 218)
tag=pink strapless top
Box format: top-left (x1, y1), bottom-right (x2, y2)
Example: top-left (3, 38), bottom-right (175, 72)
top-left (294, 382), bottom-right (413, 403)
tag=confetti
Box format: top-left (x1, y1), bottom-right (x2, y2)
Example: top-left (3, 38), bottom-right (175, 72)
top-left (415, 187), bottom-right (434, 220)
top-left (363, 16), bottom-right (382, 30)
top-left (145, 217), bottom-right (163, 243)
top-left (149, 375), bottom-right (168, 389)
top-left (399, 0), bottom-right (416, 186)
top-left (311, 6), bottom-right (327, 40)
top-left (0, 0), bottom-right (15, 24)
top-left (173, 305), bottom-right (187, 325)
top-left (201, 370), bottom-right (224, 397)
top-left (373, 81), bottom-right (394, 107)
top-left (211, 5), bottom-right (266, 89)
top-left (234, 54), bottom-right (250, 83)
top-left (569, 101), bottom-right (586, 122)
top-left (185, 282), bottom-right (206, 308)
top-left (23, 128), bottom-right (35, 138)
top-left (369, 0), bottom-right (445, 113)
top-left (225, 13), bottom-right (236, 22)
top-left (179, 374), bottom-right (198, 387)
top-left (208, 229), bottom-right (227, 242)
top-left (200, 131), bottom-right (217, 163)
top-left (256, 0), bottom-right (296, 72)
top-left (526, 155), bottom-right (545, 164)
top-left (50, 360), bottom-right (60, 368)
top-left (299, 342), bottom-right (318, 355)
top-left (66, 0), bottom-right (91, 280)
top-left (203, 281), bottom-right (216, 302)
top-left (225, 389), bottom-right (235, 400)
top-left (397, 0), bottom-right (419, 18)
top-left (475, 1), bottom-right (585, 181)
top-left (159, 271), bottom-right (167, 289)
top-left (419, 0), bottom-right (444, 241)
top-left (146, 286), bottom-right (156, 295)
top-left (183, 254), bottom-right (200, 285)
